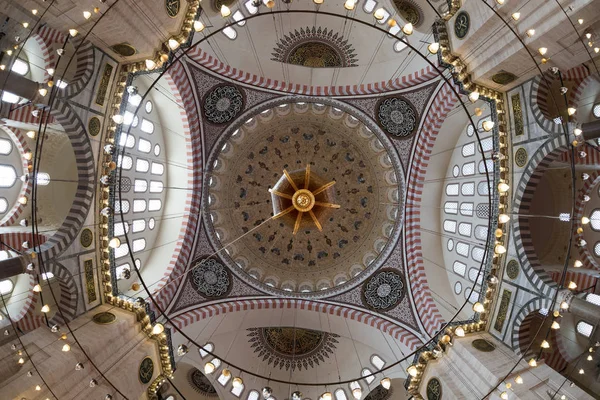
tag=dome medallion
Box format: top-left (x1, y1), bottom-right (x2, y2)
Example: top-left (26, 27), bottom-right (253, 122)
top-left (205, 100), bottom-right (404, 297)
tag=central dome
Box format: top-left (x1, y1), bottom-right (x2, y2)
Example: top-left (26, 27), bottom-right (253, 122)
top-left (205, 101), bottom-right (404, 294)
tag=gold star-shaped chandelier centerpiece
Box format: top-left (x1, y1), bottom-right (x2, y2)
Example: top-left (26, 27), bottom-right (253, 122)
top-left (269, 165), bottom-right (340, 235)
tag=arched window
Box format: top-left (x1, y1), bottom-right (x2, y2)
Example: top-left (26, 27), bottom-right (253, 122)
top-left (136, 159), bottom-right (149, 172)
top-left (132, 219), bottom-right (146, 233)
top-left (133, 199), bottom-right (147, 212)
top-left (36, 172), bottom-right (50, 186)
top-left (444, 201), bottom-right (458, 214)
top-left (393, 40), bottom-right (407, 52)
top-left (218, 370), bottom-right (231, 385)
top-left (132, 238), bottom-right (146, 252)
top-left (11, 58), bottom-right (29, 75)
top-left (335, 389), bottom-right (347, 400)
top-left (231, 381), bottom-right (244, 397)
top-left (118, 155), bottom-right (133, 170)
top-left (460, 203), bottom-right (474, 216)
top-left (590, 209), bottom-right (600, 231)
top-left (148, 199), bottom-right (162, 211)
top-left (443, 220), bottom-right (456, 233)
top-left (114, 243), bottom-right (129, 258)
top-left (577, 321), bottom-right (593, 337)
top-left (151, 162), bottom-right (164, 175)
top-left (0, 138), bottom-right (12, 155)
top-left (0, 165), bottom-right (17, 187)
top-left (453, 261), bottom-right (466, 276)
top-left (233, 10), bottom-right (246, 26)
top-left (141, 119), bottom-right (154, 134)
top-left (456, 242), bottom-right (469, 257)
top-left (211, 358), bottom-right (221, 369)
top-left (199, 343), bottom-right (214, 358)
top-left (462, 142), bottom-right (475, 157)
top-left (363, 0), bottom-right (377, 12)
top-left (138, 138), bottom-right (152, 153)
top-left (0, 279), bottom-right (14, 295)
top-left (134, 179), bottom-right (148, 193)
top-left (245, 0), bottom-right (258, 14)
top-left (361, 368), bottom-right (374, 384)
top-left (370, 355), bottom-right (385, 369)
top-left (446, 184), bottom-right (459, 196)
top-left (114, 221), bottom-right (129, 236)
top-left (223, 27), bottom-right (237, 40)
top-left (248, 390), bottom-right (260, 400)
top-left (586, 293), bottom-right (600, 306)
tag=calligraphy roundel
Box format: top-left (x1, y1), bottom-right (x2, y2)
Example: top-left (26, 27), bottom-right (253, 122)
top-left (454, 11), bottom-right (470, 40)
top-left (138, 357), bottom-right (154, 384)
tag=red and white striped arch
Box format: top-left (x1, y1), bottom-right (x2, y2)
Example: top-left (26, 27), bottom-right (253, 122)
top-left (169, 298), bottom-right (424, 350)
top-left (149, 61), bottom-right (203, 313)
top-left (186, 47), bottom-right (439, 96)
top-left (0, 128), bottom-right (32, 227)
top-left (404, 82), bottom-right (458, 337)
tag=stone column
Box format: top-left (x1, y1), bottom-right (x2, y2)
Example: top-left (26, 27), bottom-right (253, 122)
top-left (0, 255), bottom-right (30, 280)
top-left (570, 296), bottom-right (600, 324)
top-left (0, 70), bottom-right (41, 101)
top-left (582, 120), bottom-right (600, 141)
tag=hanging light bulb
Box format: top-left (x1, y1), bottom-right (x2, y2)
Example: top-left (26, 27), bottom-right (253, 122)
top-left (495, 0), bottom-right (504, 4)
top-left (402, 23), bottom-right (413, 35)
top-left (528, 358), bottom-right (537, 367)
top-left (454, 326), bottom-right (465, 337)
top-left (595, 47), bottom-right (599, 54)
top-left (112, 114), bottom-right (124, 124)
top-left (582, 216), bottom-right (591, 225)
top-left (177, 344), bottom-right (189, 356)
top-left (579, 368), bottom-right (584, 374)
top-left (222, 369), bottom-right (231, 378)
top-left (567, 107), bottom-right (576, 116)
top-left (514, 375), bottom-right (523, 384)
top-left (538, 47), bottom-right (548, 56)
top-left (262, 387), bottom-right (273, 399)
top-left (38, 87), bottom-right (48, 96)
top-left (89, 379), bottom-right (97, 387)
top-left (145, 59), bottom-right (156, 70)
top-left (500, 392), bottom-right (508, 400)
top-left (578, 19), bottom-right (584, 24)
top-left (380, 377), bottom-right (391, 389)
top-left (33, 284), bottom-right (42, 293)
top-left (321, 392), bottom-right (332, 400)
top-left (511, 12), bottom-right (520, 21)
top-left (540, 340), bottom-right (550, 349)
top-left (168, 38), bottom-right (180, 50)
top-left (474, 107), bottom-right (483, 116)
top-left (482, 120), bottom-right (495, 131)
top-left (472, 302), bottom-right (485, 313)
top-left (560, 301), bottom-right (569, 310)
top-left (373, 8), bottom-right (386, 20)
top-left (498, 182), bottom-right (510, 193)
top-left (352, 388), bottom-right (362, 400)
top-left (567, 281), bottom-right (577, 290)
top-left (232, 377), bottom-right (243, 388)
top-left (220, 5), bottom-right (231, 17)
top-left (32, 9), bottom-right (38, 15)
top-left (83, 11), bottom-right (92, 19)
top-left (108, 238), bottom-right (121, 249)
top-left (494, 244), bottom-right (507, 254)
top-left (313, 0), bottom-right (324, 4)
top-left (62, 343), bottom-right (71, 352)
top-left (551, 321), bottom-right (560, 329)
top-left (18, 357), bottom-right (25, 364)
top-left (427, 42), bottom-right (440, 54)
top-left (468, 91), bottom-right (480, 102)
top-left (204, 362), bottom-right (216, 374)
top-left (526, 29), bottom-right (535, 37)
top-left (51, 325), bottom-right (59, 333)
top-left (583, 195), bottom-right (590, 202)
top-left (585, 32), bottom-right (592, 39)
top-left (498, 214), bottom-right (510, 223)
top-left (41, 304), bottom-right (50, 313)
top-left (151, 323), bottom-right (164, 335)
top-left (574, 260), bottom-right (583, 268)
top-left (69, 29), bottom-right (78, 37)
top-left (23, 22), bottom-right (29, 28)
top-left (75, 362), bottom-right (84, 370)
top-left (407, 365), bottom-right (418, 377)
top-left (344, 0), bottom-right (356, 10)
top-left (193, 21), bottom-right (205, 32)
top-left (35, 385), bottom-right (41, 391)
